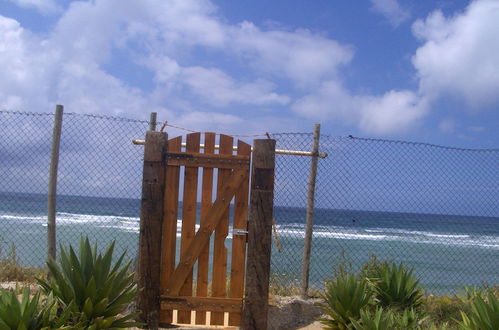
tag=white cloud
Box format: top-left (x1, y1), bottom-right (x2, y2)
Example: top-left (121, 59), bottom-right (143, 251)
top-left (412, 0), bottom-right (499, 109)
top-left (6, 0), bottom-right (61, 15)
top-left (5, 0), bottom-right (497, 137)
top-left (292, 80), bottom-right (428, 134)
top-left (180, 66), bottom-right (289, 107)
top-left (358, 90), bottom-right (427, 134)
top-left (0, 16), bottom-right (50, 109)
top-left (370, 0), bottom-right (410, 27)
top-left (231, 22), bottom-right (353, 87)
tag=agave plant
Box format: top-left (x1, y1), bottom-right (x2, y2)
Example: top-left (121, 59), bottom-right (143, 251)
top-left (457, 292), bottom-right (499, 330)
top-left (350, 307), bottom-right (423, 330)
top-left (0, 287), bottom-right (42, 330)
top-left (320, 274), bottom-right (373, 329)
top-left (0, 287), bottom-right (74, 329)
top-left (350, 307), bottom-right (393, 330)
top-left (369, 262), bottom-right (422, 310)
top-left (37, 237), bottom-right (141, 329)
top-left (390, 308), bottom-right (423, 329)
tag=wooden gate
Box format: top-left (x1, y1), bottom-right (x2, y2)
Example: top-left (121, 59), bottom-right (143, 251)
top-left (136, 131), bottom-right (275, 329)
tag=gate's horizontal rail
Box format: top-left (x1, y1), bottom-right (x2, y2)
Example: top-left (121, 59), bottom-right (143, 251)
top-left (132, 139), bottom-right (328, 158)
top-left (167, 152), bottom-right (250, 169)
top-left (160, 296), bottom-right (241, 313)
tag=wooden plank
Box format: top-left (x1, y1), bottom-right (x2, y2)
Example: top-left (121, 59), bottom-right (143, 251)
top-left (195, 132), bottom-right (215, 324)
top-left (177, 132), bottom-right (201, 324)
top-left (167, 152), bottom-right (249, 169)
top-left (242, 139), bottom-right (276, 330)
top-left (159, 136), bottom-right (182, 325)
top-left (161, 296), bottom-right (242, 313)
top-left (228, 140), bottom-right (251, 326)
top-left (164, 168), bottom-right (246, 296)
top-left (137, 131), bottom-right (168, 327)
top-left (211, 134), bottom-right (233, 326)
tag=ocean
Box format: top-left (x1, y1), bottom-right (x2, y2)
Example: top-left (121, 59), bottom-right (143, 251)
top-left (1, 192), bottom-right (498, 294)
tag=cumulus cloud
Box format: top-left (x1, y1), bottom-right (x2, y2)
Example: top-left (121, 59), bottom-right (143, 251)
top-left (370, 0), bottom-right (410, 27)
top-left (3, 0), bottom-right (496, 136)
top-left (180, 66), bottom-right (289, 107)
top-left (292, 81), bottom-right (428, 134)
top-left (0, 16), bottom-right (50, 110)
top-left (6, 0), bottom-right (61, 15)
top-left (412, 0), bottom-right (499, 109)
top-left (231, 22), bottom-right (353, 87)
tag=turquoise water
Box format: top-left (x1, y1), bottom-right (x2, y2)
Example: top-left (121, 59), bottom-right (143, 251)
top-left (1, 192), bottom-right (498, 294)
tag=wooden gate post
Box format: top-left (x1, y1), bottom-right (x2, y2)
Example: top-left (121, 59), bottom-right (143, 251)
top-left (137, 131), bottom-right (168, 328)
top-left (242, 139), bottom-right (276, 330)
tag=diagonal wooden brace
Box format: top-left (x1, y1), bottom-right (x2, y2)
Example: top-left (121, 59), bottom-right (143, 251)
top-left (165, 168), bottom-right (247, 295)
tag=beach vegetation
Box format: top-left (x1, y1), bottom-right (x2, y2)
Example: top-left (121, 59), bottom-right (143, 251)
top-left (349, 307), bottom-right (393, 330)
top-left (0, 243), bottom-right (45, 282)
top-left (319, 257), bottom-right (499, 329)
top-left (457, 292), bottom-right (499, 330)
top-left (368, 262), bottom-right (423, 310)
top-left (0, 286), bottom-right (75, 329)
top-left (349, 307), bottom-right (422, 330)
top-left (37, 237), bottom-right (140, 328)
top-left (320, 274), bottom-right (373, 329)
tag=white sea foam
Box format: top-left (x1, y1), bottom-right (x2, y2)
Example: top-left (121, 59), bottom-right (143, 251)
top-left (1, 211), bottom-right (497, 249)
top-left (275, 223), bottom-right (499, 250)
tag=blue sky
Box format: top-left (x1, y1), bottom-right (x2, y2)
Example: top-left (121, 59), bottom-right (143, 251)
top-left (0, 0), bottom-right (498, 148)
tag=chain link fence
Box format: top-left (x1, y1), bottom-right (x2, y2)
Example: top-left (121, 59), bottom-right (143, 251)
top-left (0, 110), bottom-right (148, 275)
top-left (271, 133), bottom-right (499, 294)
top-left (1, 110), bottom-right (498, 295)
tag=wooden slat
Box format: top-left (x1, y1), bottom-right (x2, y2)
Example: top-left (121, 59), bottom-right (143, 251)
top-left (211, 134), bottom-right (233, 325)
top-left (137, 131), bottom-right (167, 327)
top-left (195, 132), bottom-right (215, 324)
top-left (159, 136), bottom-right (182, 325)
top-left (164, 169), bottom-right (247, 295)
top-left (177, 132), bottom-right (201, 324)
top-left (167, 152), bottom-right (249, 169)
top-left (161, 296), bottom-right (242, 313)
top-left (228, 140), bottom-right (251, 326)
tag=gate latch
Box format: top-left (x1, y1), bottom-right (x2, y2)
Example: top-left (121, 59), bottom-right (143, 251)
top-left (233, 229), bottom-right (248, 236)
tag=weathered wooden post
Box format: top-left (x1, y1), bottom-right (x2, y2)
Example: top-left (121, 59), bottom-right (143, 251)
top-left (301, 124), bottom-right (321, 298)
top-left (137, 130), bottom-right (167, 328)
top-left (242, 139), bottom-right (276, 330)
top-left (149, 112), bottom-right (157, 131)
top-left (47, 104), bottom-right (64, 261)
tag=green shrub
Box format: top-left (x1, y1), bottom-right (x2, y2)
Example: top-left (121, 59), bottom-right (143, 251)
top-left (359, 255), bottom-right (390, 281)
top-left (0, 286), bottom-right (75, 329)
top-left (421, 294), bottom-right (464, 328)
top-left (350, 307), bottom-right (393, 330)
top-left (457, 292), bottom-right (499, 330)
top-left (320, 274), bottom-right (373, 329)
top-left (37, 237), bottom-right (140, 329)
top-left (350, 307), bottom-right (423, 330)
top-left (390, 308), bottom-right (422, 329)
top-left (369, 263), bottom-right (422, 310)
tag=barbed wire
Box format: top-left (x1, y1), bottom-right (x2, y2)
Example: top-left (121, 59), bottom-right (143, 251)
top-left (159, 121), bottom-right (268, 138)
top-left (346, 135), bottom-right (499, 153)
top-left (65, 112), bottom-right (150, 124)
top-left (0, 109), bottom-right (54, 117)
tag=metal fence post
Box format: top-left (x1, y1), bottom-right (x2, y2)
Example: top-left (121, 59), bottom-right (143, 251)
top-left (47, 104), bottom-right (64, 261)
top-left (301, 124), bottom-right (321, 298)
